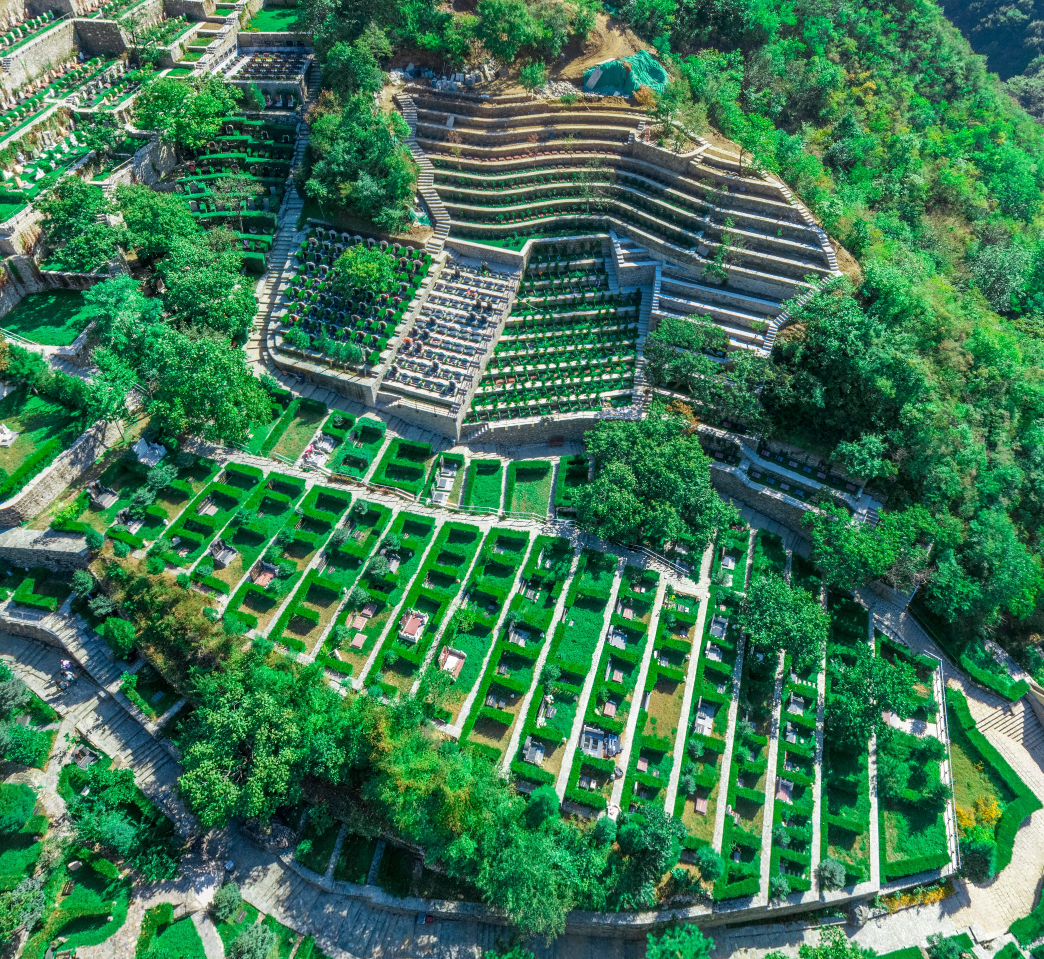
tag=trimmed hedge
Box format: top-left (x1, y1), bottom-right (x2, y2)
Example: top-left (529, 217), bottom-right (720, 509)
top-left (108, 527), bottom-right (145, 549)
top-left (713, 876), bottom-right (760, 901)
top-left (191, 572), bottom-right (231, 595)
top-left (1012, 900), bottom-right (1044, 946)
top-left (881, 851), bottom-right (951, 881)
top-left (0, 437), bottom-right (62, 499)
top-left (947, 688), bottom-right (1042, 874)
top-left (12, 577), bottom-right (57, 612)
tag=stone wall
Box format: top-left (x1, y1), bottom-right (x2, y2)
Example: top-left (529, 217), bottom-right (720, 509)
top-left (465, 411), bottom-right (602, 446)
top-left (163, 0), bottom-right (213, 20)
top-left (633, 138), bottom-right (699, 175)
top-left (238, 30), bottom-right (311, 48)
top-left (0, 526), bottom-right (89, 570)
top-left (72, 17), bottom-right (127, 56)
top-left (0, 417), bottom-right (124, 526)
top-left (130, 136), bottom-right (177, 185)
top-left (445, 237), bottom-right (524, 269)
top-left (709, 463), bottom-right (821, 535)
top-left (269, 344), bottom-right (380, 405)
top-left (376, 390), bottom-right (463, 439)
top-left (5, 19), bottom-right (76, 90)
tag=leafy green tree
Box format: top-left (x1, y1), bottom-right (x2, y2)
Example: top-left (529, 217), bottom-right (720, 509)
top-left (135, 75), bottom-right (240, 150)
top-left (694, 844), bottom-right (724, 882)
top-left (476, 0), bottom-right (535, 60)
top-left (738, 574), bottom-right (828, 671)
top-left (826, 644), bottom-right (917, 748)
top-left (324, 37), bottom-right (385, 95)
top-left (116, 183), bottom-right (200, 259)
top-left (524, 784), bottom-right (559, 828)
top-left (614, 803), bottom-right (683, 907)
top-left (158, 232), bottom-right (258, 339)
top-left (136, 329), bottom-right (269, 444)
top-left (832, 434), bottom-right (895, 481)
top-left (333, 245), bottom-right (396, 295)
top-left (646, 923), bottom-right (714, 959)
top-left (519, 60), bottom-right (548, 92)
top-left (575, 404), bottom-right (737, 547)
top-left (103, 618), bottom-right (136, 659)
top-left (806, 504), bottom-right (935, 594)
top-left (71, 569), bottom-right (95, 598)
top-left (305, 94), bottom-right (417, 230)
top-left (799, 928), bottom-right (875, 959)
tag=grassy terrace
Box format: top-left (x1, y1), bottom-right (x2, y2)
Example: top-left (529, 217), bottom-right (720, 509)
top-left (462, 457), bottom-right (503, 512)
top-left (554, 453), bottom-right (589, 515)
top-left (677, 587), bottom-right (739, 852)
top-left (510, 549), bottom-right (618, 793)
top-left (371, 438), bottom-right (436, 496)
top-left (821, 593), bottom-right (872, 888)
top-left (470, 247), bottom-right (638, 423)
top-left (433, 527), bottom-right (532, 725)
top-left (0, 388), bottom-right (86, 503)
top-left (505, 459), bottom-right (553, 517)
top-left (268, 487), bottom-right (357, 654)
top-left (321, 509), bottom-right (433, 679)
top-left (372, 521), bottom-right (485, 696)
top-left (463, 535), bottom-right (573, 761)
top-left (1, 289), bottom-right (95, 345)
top-left (568, 567), bottom-right (660, 814)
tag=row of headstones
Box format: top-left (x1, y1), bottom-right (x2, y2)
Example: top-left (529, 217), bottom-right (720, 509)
top-left (1, 128), bottom-right (79, 184)
top-left (310, 230), bottom-right (421, 260)
top-left (0, 11), bottom-right (55, 47)
top-left (65, 63), bottom-right (133, 107)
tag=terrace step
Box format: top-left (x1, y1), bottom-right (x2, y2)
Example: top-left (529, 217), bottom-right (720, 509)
top-left (976, 699), bottom-right (1044, 751)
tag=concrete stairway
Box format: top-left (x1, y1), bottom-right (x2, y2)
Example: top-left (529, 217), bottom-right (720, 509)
top-left (976, 699), bottom-right (1044, 752)
top-left (395, 93), bottom-right (452, 256)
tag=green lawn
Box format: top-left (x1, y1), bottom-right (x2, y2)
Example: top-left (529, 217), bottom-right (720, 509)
top-left (463, 458), bottom-right (503, 511)
top-left (506, 459), bottom-right (553, 517)
top-left (0, 388), bottom-right (81, 498)
top-left (1, 289), bottom-right (95, 345)
top-left (244, 5), bottom-right (302, 30)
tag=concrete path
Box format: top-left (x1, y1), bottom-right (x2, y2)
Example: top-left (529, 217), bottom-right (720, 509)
top-left (758, 650), bottom-right (787, 903)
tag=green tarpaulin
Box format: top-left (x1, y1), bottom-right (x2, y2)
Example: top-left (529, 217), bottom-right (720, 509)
top-left (582, 50), bottom-right (668, 96)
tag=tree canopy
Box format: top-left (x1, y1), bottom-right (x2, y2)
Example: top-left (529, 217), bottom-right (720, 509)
top-left (135, 75), bottom-right (240, 150)
top-left (576, 404), bottom-right (737, 548)
top-left (738, 574), bottom-right (829, 671)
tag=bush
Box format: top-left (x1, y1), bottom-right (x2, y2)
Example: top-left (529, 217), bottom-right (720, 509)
top-left (113, 540), bottom-right (131, 558)
top-left (103, 618), bottom-right (136, 659)
top-left (695, 844), bottom-right (724, 882)
top-left (85, 528), bottom-right (104, 550)
top-left (209, 882), bottom-right (242, 924)
top-left (228, 922), bottom-right (275, 959)
top-left (817, 856), bottom-right (846, 891)
top-left (146, 555), bottom-right (166, 575)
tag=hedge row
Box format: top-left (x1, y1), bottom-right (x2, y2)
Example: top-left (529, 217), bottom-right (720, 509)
top-left (881, 851), bottom-right (952, 881)
top-left (0, 437), bottom-right (62, 499)
top-left (947, 688), bottom-right (1041, 873)
top-left (712, 875), bottom-right (760, 901)
top-left (960, 652), bottom-right (1030, 702)
top-left (108, 527), bottom-right (145, 549)
top-left (191, 571), bottom-right (231, 596)
top-left (1012, 900), bottom-right (1044, 946)
top-left (12, 577), bottom-right (57, 612)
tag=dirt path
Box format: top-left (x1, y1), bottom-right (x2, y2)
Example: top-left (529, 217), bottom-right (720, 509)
top-left (556, 13), bottom-right (650, 80)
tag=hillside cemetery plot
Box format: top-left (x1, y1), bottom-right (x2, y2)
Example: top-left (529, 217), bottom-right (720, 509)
top-left (462, 457), bottom-right (503, 512)
top-left (715, 524), bottom-right (750, 590)
top-left (821, 594), bottom-right (873, 888)
top-left (319, 509), bottom-right (434, 679)
top-left (370, 521), bottom-right (484, 696)
top-left (432, 528), bottom-right (532, 725)
top-left (327, 415), bottom-right (386, 478)
top-left (677, 587), bottom-right (740, 852)
top-left (193, 470), bottom-right (307, 593)
top-left (463, 535), bottom-right (573, 761)
top-left (279, 233), bottom-right (434, 370)
top-left (565, 567), bottom-right (659, 815)
top-left (470, 245), bottom-right (638, 423)
top-left (423, 452), bottom-right (465, 506)
top-left (371, 438), bottom-right (436, 496)
top-left (511, 550), bottom-right (617, 792)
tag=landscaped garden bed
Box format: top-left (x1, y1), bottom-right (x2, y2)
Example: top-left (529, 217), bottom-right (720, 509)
top-left (462, 457), bottom-right (503, 512)
top-left (370, 438), bottom-right (435, 496)
top-left (0, 289), bottom-right (95, 345)
top-left (504, 459), bottom-right (553, 517)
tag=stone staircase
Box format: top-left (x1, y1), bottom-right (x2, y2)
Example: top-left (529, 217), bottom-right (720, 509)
top-left (976, 699), bottom-right (1044, 752)
top-left (395, 93), bottom-right (451, 256)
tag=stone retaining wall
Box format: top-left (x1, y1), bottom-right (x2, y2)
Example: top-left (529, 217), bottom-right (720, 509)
top-left (709, 463), bottom-right (819, 534)
top-left (4, 19), bottom-right (75, 90)
top-left (0, 526), bottom-right (89, 570)
top-left (0, 417), bottom-right (124, 526)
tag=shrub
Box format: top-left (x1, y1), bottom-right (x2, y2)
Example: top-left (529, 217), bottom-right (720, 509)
top-left (85, 528), bottom-right (104, 550)
top-left (817, 856), bottom-right (846, 891)
top-left (103, 618), bottom-right (136, 659)
top-left (695, 844), bottom-right (724, 882)
top-left (113, 540), bottom-right (131, 558)
top-left (210, 882), bottom-right (241, 923)
top-left (146, 555), bottom-right (166, 575)
top-left (769, 873), bottom-right (791, 900)
top-left (228, 922), bottom-right (275, 959)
